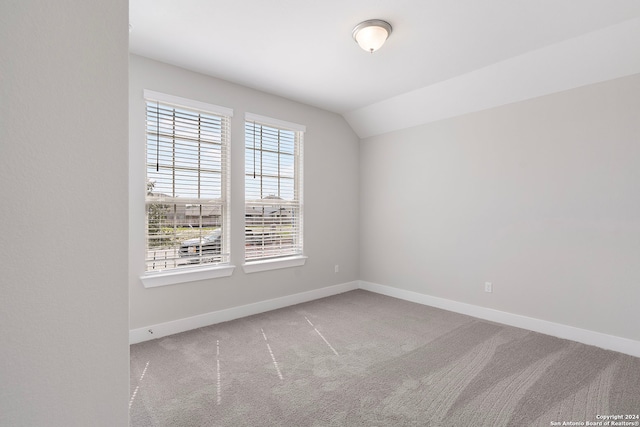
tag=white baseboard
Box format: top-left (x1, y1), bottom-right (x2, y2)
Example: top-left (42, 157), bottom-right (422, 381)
top-left (358, 280), bottom-right (640, 358)
top-left (130, 279), bottom-right (640, 358)
top-left (129, 281), bottom-right (359, 344)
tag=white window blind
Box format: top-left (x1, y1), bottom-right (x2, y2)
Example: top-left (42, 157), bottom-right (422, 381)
top-left (145, 91), bottom-right (231, 273)
top-left (245, 114), bottom-right (304, 262)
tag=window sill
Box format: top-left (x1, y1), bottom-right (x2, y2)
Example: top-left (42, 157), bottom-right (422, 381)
top-left (242, 255), bottom-right (307, 274)
top-left (141, 264), bottom-right (235, 288)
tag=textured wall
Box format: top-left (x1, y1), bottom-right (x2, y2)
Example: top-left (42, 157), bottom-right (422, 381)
top-left (129, 55), bottom-right (360, 329)
top-left (0, 1), bottom-right (129, 425)
top-left (360, 74), bottom-right (640, 341)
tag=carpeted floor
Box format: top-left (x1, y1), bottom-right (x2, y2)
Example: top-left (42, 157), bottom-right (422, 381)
top-left (130, 290), bottom-right (640, 426)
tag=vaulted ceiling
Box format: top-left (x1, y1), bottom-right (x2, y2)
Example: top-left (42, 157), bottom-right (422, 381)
top-left (129, 1), bottom-right (640, 137)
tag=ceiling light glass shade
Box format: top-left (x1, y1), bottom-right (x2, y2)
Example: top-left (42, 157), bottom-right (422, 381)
top-left (352, 19), bottom-right (392, 53)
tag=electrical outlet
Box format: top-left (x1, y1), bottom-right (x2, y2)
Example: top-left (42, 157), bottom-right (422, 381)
top-left (484, 282), bottom-right (492, 293)
top-left (334, 264), bottom-right (339, 273)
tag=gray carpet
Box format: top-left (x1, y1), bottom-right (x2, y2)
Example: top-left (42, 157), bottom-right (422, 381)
top-left (129, 290), bottom-right (640, 426)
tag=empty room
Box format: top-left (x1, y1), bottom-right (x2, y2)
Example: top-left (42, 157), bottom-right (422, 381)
top-left (2, 1), bottom-right (639, 426)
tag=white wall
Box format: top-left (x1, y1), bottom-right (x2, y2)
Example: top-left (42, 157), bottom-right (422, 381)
top-left (129, 55), bottom-right (359, 330)
top-left (0, 1), bottom-right (129, 426)
top-left (360, 74), bottom-right (640, 342)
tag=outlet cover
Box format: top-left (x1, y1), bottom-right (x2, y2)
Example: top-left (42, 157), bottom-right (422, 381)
top-left (484, 282), bottom-right (493, 293)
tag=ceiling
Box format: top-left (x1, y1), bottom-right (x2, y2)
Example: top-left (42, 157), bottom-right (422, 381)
top-left (129, 1), bottom-right (640, 137)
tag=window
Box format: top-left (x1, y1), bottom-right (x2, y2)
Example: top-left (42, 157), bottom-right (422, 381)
top-left (244, 113), bottom-right (305, 267)
top-left (144, 90), bottom-right (232, 276)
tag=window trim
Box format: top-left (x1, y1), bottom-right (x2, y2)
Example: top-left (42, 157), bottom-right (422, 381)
top-left (242, 255), bottom-right (307, 274)
top-left (144, 90), bottom-right (234, 118)
top-left (244, 113), bottom-right (305, 266)
top-left (141, 264), bottom-right (235, 288)
top-left (141, 90), bottom-right (234, 286)
top-left (245, 112), bottom-right (306, 133)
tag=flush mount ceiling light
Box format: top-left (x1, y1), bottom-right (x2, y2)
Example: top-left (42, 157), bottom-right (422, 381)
top-left (352, 19), bottom-right (392, 53)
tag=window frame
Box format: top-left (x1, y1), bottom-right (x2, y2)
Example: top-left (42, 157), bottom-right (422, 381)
top-left (141, 90), bottom-right (234, 287)
top-left (242, 113), bottom-right (306, 273)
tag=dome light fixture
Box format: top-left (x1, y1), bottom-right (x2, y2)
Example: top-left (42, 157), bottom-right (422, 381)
top-left (352, 19), bottom-right (392, 53)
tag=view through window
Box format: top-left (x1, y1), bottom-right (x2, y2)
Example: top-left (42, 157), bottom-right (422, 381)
top-left (145, 92), bottom-right (231, 272)
top-left (245, 115), bottom-right (304, 262)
